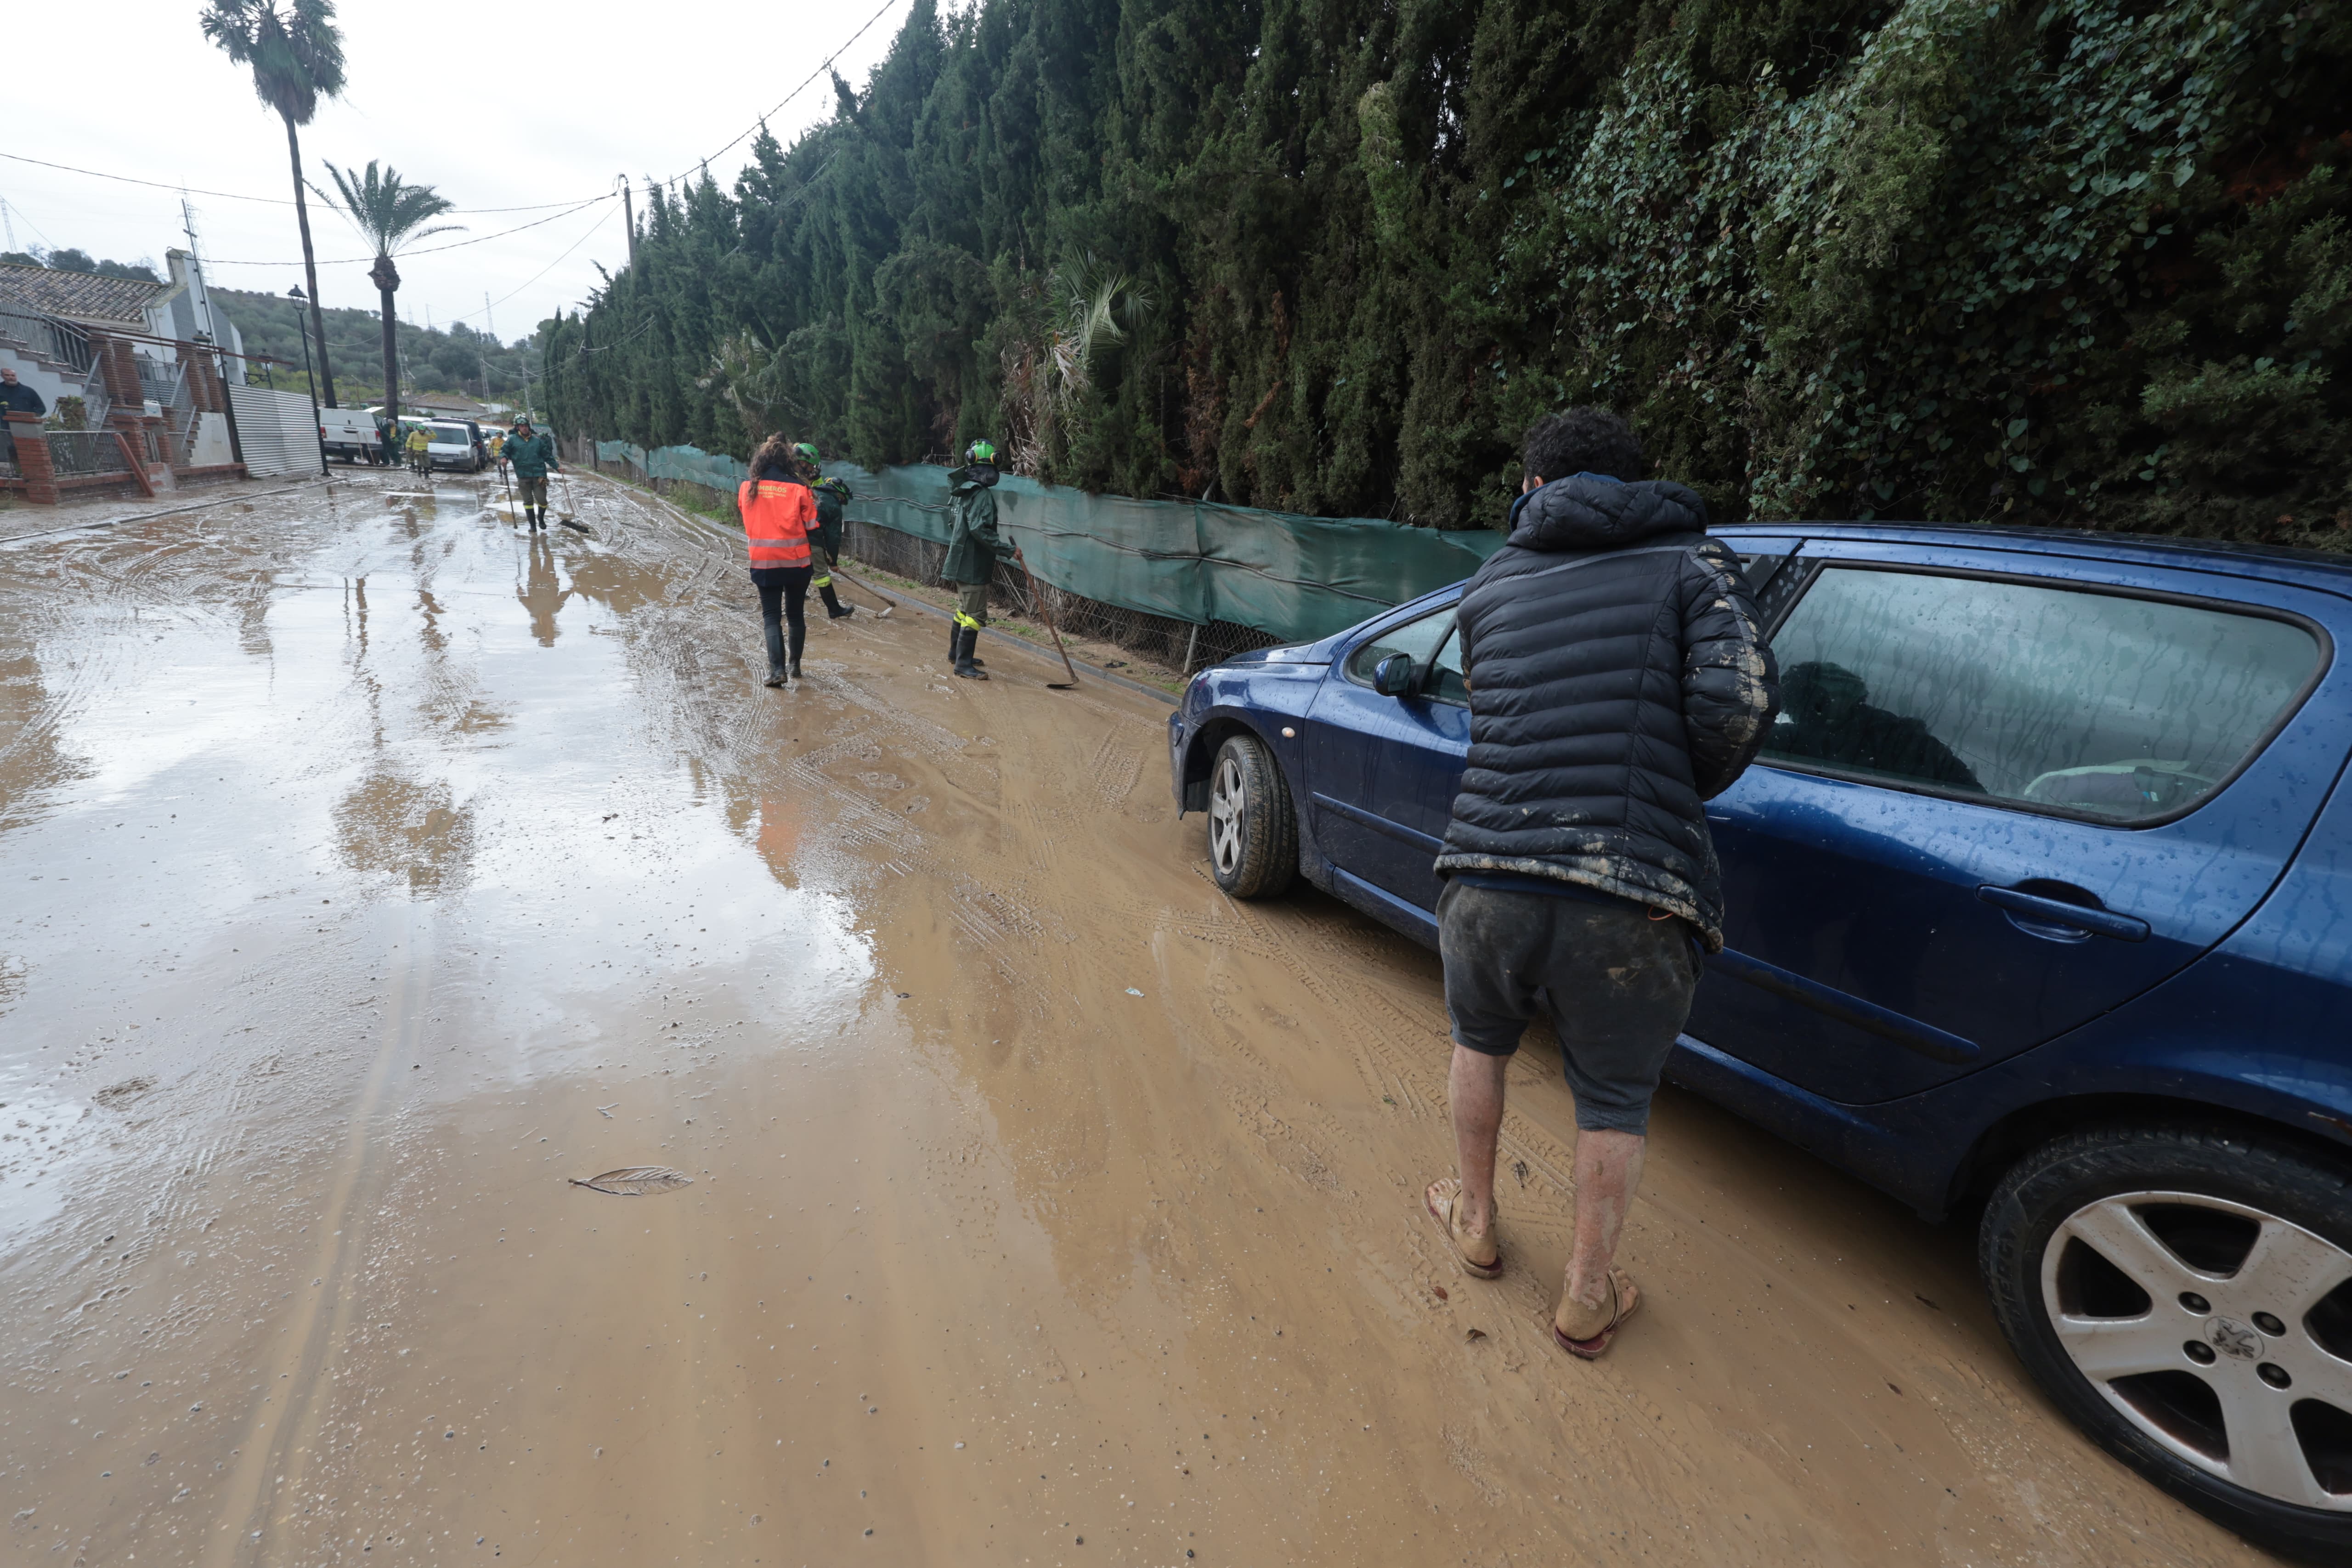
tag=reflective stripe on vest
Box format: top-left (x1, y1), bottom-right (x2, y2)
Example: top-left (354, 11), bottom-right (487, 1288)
top-left (736, 478), bottom-right (814, 567)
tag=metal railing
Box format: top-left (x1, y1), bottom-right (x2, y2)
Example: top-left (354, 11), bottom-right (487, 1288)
top-left (44, 430), bottom-right (133, 478)
top-left (0, 306), bottom-right (94, 373)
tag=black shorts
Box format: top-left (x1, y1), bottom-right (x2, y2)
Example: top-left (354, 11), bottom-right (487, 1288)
top-left (1437, 879), bottom-right (1700, 1135)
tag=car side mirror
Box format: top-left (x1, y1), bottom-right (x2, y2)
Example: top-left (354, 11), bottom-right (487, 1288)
top-left (1373, 653), bottom-right (1419, 699)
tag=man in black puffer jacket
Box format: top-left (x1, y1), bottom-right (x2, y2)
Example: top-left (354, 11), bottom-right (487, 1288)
top-left (1420, 408), bottom-right (1777, 1362)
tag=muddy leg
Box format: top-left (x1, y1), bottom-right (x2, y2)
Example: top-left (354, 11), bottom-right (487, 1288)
top-left (1448, 1044), bottom-right (1507, 1244)
top-left (1560, 1130), bottom-right (1645, 1335)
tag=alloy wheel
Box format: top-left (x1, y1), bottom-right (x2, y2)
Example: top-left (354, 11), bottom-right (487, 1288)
top-left (2042, 1189), bottom-right (2352, 1510)
top-left (1207, 755), bottom-right (1245, 876)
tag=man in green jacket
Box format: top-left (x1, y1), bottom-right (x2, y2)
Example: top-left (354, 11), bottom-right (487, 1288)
top-left (794, 443), bottom-right (856, 621)
top-left (942, 440), bottom-right (1002, 680)
top-left (507, 419), bottom-right (560, 531)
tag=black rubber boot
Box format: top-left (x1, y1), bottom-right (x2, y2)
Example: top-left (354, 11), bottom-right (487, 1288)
top-left (763, 619), bottom-right (789, 687)
top-left (953, 627), bottom-right (989, 680)
top-left (820, 583), bottom-right (854, 619)
top-left (949, 623), bottom-right (963, 669)
top-left (788, 619), bottom-right (805, 681)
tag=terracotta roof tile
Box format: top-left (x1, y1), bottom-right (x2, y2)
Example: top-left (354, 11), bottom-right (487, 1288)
top-left (0, 262), bottom-right (170, 326)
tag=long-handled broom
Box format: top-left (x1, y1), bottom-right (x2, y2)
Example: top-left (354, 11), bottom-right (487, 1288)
top-left (1017, 548), bottom-right (1080, 690)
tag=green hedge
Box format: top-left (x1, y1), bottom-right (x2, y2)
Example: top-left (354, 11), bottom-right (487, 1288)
top-left (541, 0), bottom-right (2349, 547)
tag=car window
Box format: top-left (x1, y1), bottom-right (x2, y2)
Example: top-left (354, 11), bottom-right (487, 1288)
top-left (1345, 607), bottom-right (1454, 688)
top-left (1763, 566), bottom-right (2321, 821)
top-left (1428, 628), bottom-right (1469, 706)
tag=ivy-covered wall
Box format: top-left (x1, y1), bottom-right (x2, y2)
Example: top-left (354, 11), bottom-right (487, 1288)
top-left (542, 0), bottom-right (2350, 543)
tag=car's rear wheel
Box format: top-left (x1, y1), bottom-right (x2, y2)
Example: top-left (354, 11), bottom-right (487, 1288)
top-left (1204, 732), bottom-right (1296, 898)
top-left (1981, 1123), bottom-right (2352, 1560)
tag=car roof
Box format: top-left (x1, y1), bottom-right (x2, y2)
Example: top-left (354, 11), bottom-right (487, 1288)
top-left (1714, 519), bottom-right (2352, 591)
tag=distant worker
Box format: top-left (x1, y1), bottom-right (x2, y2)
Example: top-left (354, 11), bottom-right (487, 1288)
top-left (942, 440), bottom-right (1002, 680)
top-left (506, 419), bottom-right (560, 531)
top-left (740, 434), bottom-right (817, 687)
top-left (487, 429), bottom-right (505, 468)
top-left (378, 415), bottom-right (397, 467)
top-left (795, 443), bottom-right (856, 622)
top-left (404, 421), bottom-right (432, 476)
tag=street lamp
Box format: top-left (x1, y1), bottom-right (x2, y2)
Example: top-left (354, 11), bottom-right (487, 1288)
top-left (288, 285), bottom-right (328, 476)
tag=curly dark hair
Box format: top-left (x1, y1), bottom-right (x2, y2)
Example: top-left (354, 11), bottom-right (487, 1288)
top-left (1521, 408), bottom-right (1643, 484)
top-left (749, 433), bottom-right (796, 481)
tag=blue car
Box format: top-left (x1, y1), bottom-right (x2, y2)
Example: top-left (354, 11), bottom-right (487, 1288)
top-left (1169, 521), bottom-right (2352, 1557)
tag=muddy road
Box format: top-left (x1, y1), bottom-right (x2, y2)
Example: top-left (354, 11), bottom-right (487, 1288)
top-left (0, 471), bottom-right (2272, 1565)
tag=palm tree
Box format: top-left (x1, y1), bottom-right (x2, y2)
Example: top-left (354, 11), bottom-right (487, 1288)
top-left (200, 0), bottom-right (347, 407)
top-left (319, 161), bottom-right (460, 425)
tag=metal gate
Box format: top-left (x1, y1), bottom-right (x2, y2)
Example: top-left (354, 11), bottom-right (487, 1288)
top-left (227, 385), bottom-right (320, 478)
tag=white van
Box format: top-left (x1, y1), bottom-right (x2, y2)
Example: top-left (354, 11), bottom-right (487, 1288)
top-left (419, 421), bottom-right (483, 473)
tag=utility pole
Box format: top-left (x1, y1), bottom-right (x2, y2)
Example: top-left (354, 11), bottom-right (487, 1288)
top-left (621, 175), bottom-right (636, 269)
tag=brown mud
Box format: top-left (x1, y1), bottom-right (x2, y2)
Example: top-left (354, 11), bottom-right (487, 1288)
top-left (0, 470), bottom-right (2273, 1565)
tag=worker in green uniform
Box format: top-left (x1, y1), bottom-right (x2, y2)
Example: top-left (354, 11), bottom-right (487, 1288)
top-left (506, 419), bottom-right (560, 531)
top-left (941, 440), bottom-right (1001, 680)
top-left (794, 443), bottom-right (856, 621)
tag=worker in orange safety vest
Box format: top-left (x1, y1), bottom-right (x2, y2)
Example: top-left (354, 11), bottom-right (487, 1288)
top-left (739, 434), bottom-right (817, 686)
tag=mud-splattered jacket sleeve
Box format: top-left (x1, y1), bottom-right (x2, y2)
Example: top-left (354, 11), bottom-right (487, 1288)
top-left (1679, 540), bottom-right (1781, 801)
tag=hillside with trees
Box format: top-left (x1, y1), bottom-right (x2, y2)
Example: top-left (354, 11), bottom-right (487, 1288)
top-left (215, 287), bottom-right (542, 407)
top-left (541, 0), bottom-right (2350, 545)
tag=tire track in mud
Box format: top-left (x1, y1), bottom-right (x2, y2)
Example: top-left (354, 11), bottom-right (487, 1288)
top-left (200, 901), bottom-right (436, 1568)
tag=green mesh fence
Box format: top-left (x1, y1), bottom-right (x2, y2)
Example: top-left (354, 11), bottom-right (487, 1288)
top-left (820, 461), bottom-right (1501, 643)
top-left (589, 442), bottom-right (1503, 645)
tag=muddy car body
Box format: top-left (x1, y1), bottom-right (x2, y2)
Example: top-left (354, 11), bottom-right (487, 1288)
top-left (1169, 521), bottom-right (2352, 1557)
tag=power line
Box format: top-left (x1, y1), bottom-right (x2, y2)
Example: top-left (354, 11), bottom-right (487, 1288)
top-left (198, 195), bottom-right (616, 267)
top-left (446, 201), bottom-right (619, 329)
top-left (655, 0), bottom-right (905, 194)
top-left (0, 151), bottom-right (610, 215)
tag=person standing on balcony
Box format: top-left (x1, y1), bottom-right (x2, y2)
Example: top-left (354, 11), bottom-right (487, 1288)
top-left (942, 441), bottom-right (1002, 680)
top-left (0, 368), bottom-right (44, 471)
top-left (0, 368), bottom-right (45, 418)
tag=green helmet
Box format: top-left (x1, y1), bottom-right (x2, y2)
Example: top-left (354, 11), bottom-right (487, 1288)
top-left (792, 442), bottom-right (820, 464)
top-left (964, 440), bottom-right (997, 466)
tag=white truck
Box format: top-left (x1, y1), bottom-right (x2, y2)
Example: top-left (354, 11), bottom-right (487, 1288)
top-left (318, 407), bottom-right (385, 464)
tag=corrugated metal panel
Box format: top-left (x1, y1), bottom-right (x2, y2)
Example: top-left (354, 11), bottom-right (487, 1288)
top-left (228, 386), bottom-right (320, 477)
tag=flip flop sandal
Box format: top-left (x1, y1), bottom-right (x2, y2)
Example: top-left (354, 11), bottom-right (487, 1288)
top-left (1425, 1177), bottom-right (1504, 1279)
top-left (1551, 1268), bottom-right (1640, 1360)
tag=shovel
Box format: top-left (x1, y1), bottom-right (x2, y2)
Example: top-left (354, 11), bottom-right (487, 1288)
top-left (1017, 549), bottom-right (1080, 690)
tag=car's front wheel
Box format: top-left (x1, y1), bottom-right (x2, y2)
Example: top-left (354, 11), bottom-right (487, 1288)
top-left (1204, 732), bottom-right (1296, 898)
top-left (1980, 1123), bottom-right (2352, 1560)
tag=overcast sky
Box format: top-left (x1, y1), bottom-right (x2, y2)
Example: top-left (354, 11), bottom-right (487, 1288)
top-left (3, 0), bottom-right (910, 349)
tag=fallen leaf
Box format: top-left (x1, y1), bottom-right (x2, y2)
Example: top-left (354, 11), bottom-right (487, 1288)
top-left (1432, 1285), bottom-right (1449, 1302)
top-left (1464, 1327), bottom-right (1487, 1342)
top-left (570, 1166), bottom-right (693, 1196)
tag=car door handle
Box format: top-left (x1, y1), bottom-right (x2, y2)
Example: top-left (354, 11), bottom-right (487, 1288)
top-left (1976, 885), bottom-right (2150, 942)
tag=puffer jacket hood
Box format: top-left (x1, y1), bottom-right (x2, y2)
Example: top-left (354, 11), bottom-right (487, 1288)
top-left (1504, 474), bottom-right (1709, 553)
